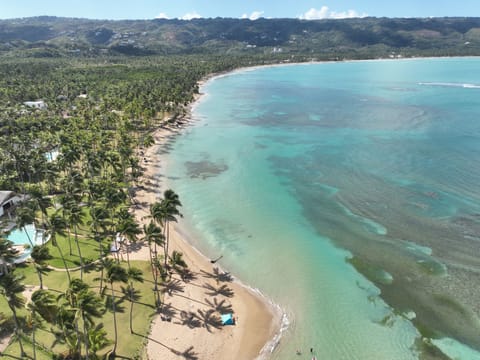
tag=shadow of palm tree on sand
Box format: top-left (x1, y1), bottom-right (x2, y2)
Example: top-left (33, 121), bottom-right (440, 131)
top-left (202, 283), bottom-right (234, 298)
top-left (172, 345), bottom-right (199, 360)
top-left (162, 279), bottom-right (185, 295)
top-left (160, 302), bottom-right (177, 319)
top-left (179, 310), bottom-right (202, 329)
top-left (196, 308), bottom-right (223, 332)
top-left (200, 267), bottom-right (233, 283)
top-left (205, 297), bottom-right (233, 314)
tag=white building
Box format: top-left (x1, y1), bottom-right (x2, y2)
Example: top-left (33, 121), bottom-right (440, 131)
top-left (0, 191), bottom-right (21, 218)
top-left (23, 100), bottom-right (47, 109)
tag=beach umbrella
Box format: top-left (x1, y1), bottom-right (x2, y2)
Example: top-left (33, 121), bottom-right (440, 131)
top-left (221, 313), bottom-right (234, 325)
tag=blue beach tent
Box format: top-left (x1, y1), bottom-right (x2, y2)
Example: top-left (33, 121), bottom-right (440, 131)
top-left (221, 313), bottom-right (234, 325)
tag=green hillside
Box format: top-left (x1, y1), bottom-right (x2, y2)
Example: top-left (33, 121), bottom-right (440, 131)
top-left (1, 16), bottom-right (480, 58)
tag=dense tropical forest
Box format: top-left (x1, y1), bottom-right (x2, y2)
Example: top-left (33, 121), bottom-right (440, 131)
top-left (1, 15), bottom-right (480, 359)
top-left (1, 16), bottom-right (480, 58)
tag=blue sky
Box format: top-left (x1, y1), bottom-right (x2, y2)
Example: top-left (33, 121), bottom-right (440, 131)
top-left (1, 1), bottom-right (479, 20)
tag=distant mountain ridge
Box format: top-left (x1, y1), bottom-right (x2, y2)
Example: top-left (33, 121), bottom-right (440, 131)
top-left (1, 16), bottom-right (480, 58)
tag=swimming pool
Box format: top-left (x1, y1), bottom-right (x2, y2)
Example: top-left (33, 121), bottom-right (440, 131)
top-left (6, 224), bottom-right (46, 246)
top-left (5, 224), bottom-right (49, 264)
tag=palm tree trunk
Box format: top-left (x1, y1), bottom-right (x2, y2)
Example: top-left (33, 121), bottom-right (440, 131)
top-left (9, 303), bottom-right (26, 357)
top-left (149, 243), bottom-right (157, 286)
top-left (148, 242), bottom-right (155, 280)
top-left (149, 244), bottom-right (160, 309)
top-left (36, 266), bottom-right (43, 290)
top-left (74, 226), bottom-right (84, 279)
top-left (163, 221), bottom-right (169, 269)
top-left (110, 282), bottom-right (118, 356)
top-left (129, 287), bottom-right (134, 334)
top-left (32, 310), bottom-right (37, 360)
top-left (153, 239), bottom-right (158, 260)
top-left (98, 241), bottom-right (104, 295)
top-left (83, 313), bottom-right (90, 360)
top-left (125, 239), bottom-right (131, 269)
top-left (23, 226), bottom-right (34, 248)
top-left (75, 320), bottom-right (82, 358)
top-left (32, 312), bottom-right (37, 360)
top-left (67, 229), bottom-right (73, 256)
top-left (55, 241), bottom-right (71, 283)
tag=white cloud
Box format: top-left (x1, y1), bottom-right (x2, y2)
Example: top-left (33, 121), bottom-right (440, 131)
top-left (299, 6), bottom-right (367, 20)
top-left (300, 6), bottom-right (329, 20)
top-left (155, 12), bottom-right (169, 19)
top-left (180, 11), bottom-right (202, 20)
top-left (241, 11), bottom-right (264, 20)
top-left (330, 9), bottom-right (367, 19)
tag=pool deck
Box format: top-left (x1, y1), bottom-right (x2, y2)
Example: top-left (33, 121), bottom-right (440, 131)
top-left (1, 221), bottom-right (16, 233)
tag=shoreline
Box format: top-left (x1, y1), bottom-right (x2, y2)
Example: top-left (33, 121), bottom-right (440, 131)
top-left (144, 59), bottom-right (480, 360)
top-left (197, 55), bottom-right (480, 93)
top-left (131, 100), bottom-right (284, 359)
top-left (132, 57), bottom-right (480, 359)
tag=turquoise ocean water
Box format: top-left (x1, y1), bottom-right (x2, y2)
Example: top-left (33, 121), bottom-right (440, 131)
top-left (162, 58), bottom-right (480, 359)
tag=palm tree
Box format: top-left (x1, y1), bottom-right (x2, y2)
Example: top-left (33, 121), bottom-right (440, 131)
top-left (89, 204), bottom-right (110, 232)
top-left (141, 133), bottom-right (155, 149)
top-left (65, 201), bottom-right (86, 278)
top-left (103, 184), bottom-right (126, 234)
top-left (30, 245), bottom-right (52, 289)
top-left (142, 221), bottom-right (164, 308)
top-left (148, 194), bottom-right (180, 269)
top-left (47, 211), bottom-right (71, 282)
top-left (143, 219), bottom-right (164, 263)
top-left (148, 201), bottom-right (164, 232)
top-left (43, 161), bottom-right (59, 195)
top-left (0, 236), bottom-right (19, 275)
top-left (27, 185), bottom-right (52, 226)
top-left (58, 143), bottom-right (81, 179)
top-left (160, 189), bottom-right (182, 269)
top-left (116, 208), bottom-right (141, 269)
top-left (87, 323), bottom-right (111, 359)
top-left (0, 272), bottom-right (26, 357)
top-left (75, 280), bottom-right (105, 359)
top-left (61, 170), bottom-right (84, 204)
top-left (58, 195), bottom-right (75, 256)
top-left (62, 278), bottom-right (88, 358)
top-left (27, 293), bottom-right (46, 360)
top-left (105, 262), bottom-right (128, 357)
top-left (126, 267), bottom-right (143, 334)
top-left (96, 256), bottom-right (114, 297)
top-left (169, 250), bottom-right (188, 279)
top-left (15, 202), bottom-right (36, 247)
top-left (88, 205), bottom-right (110, 278)
top-left (31, 289), bottom-right (57, 324)
top-left (53, 303), bottom-right (77, 358)
top-left (142, 221), bottom-right (164, 261)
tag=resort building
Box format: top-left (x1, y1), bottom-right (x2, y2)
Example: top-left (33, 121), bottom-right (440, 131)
top-left (0, 191), bottom-right (22, 219)
top-left (23, 100), bottom-right (47, 109)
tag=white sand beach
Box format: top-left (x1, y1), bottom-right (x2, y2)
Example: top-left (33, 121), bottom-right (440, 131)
top-left (130, 121), bottom-right (282, 360)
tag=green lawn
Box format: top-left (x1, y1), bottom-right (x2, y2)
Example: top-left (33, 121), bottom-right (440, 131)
top-left (46, 232), bottom-right (111, 269)
top-left (2, 260), bottom-right (158, 359)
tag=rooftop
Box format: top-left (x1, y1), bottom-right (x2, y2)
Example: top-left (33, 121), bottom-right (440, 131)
top-left (0, 191), bottom-right (15, 204)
